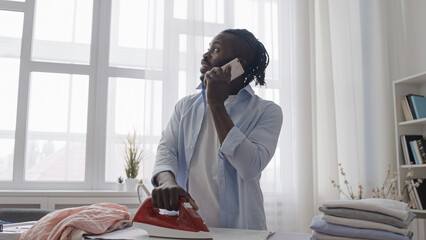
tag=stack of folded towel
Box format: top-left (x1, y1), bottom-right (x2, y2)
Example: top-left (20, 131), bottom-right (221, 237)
top-left (310, 198), bottom-right (416, 240)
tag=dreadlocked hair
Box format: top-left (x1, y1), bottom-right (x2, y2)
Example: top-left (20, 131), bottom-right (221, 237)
top-left (222, 29), bottom-right (269, 86)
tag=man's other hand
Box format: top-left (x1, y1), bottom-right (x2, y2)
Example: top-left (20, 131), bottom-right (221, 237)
top-left (152, 171), bottom-right (199, 211)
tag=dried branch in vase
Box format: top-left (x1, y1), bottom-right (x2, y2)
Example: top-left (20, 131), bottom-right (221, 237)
top-left (330, 163), bottom-right (422, 202)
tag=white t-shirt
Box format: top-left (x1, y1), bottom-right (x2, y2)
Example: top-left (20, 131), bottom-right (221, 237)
top-left (188, 95), bottom-right (237, 227)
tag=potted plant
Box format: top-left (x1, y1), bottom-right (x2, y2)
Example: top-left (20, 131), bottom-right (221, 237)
top-left (117, 176), bottom-right (124, 191)
top-left (122, 129), bottom-right (143, 191)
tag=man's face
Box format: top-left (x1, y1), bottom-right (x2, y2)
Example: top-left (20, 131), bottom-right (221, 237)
top-left (200, 33), bottom-right (236, 80)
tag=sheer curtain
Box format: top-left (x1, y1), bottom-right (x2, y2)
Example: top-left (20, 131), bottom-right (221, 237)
top-left (314, 1), bottom-right (426, 238)
top-left (313, 0), bottom-right (394, 214)
top-left (314, 0), bottom-right (400, 207)
top-left (291, 0), bottom-right (425, 233)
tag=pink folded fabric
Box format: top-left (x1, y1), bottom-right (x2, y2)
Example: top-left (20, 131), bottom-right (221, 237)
top-left (19, 203), bottom-right (131, 240)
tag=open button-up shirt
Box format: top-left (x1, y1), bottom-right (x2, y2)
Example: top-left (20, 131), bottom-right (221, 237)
top-left (151, 83), bottom-right (283, 230)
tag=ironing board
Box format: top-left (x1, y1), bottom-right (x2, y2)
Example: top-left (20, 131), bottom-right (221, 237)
top-left (85, 226), bottom-right (312, 240)
top-left (268, 232), bottom-right (311, 240)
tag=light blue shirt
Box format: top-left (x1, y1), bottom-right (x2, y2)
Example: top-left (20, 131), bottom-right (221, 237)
top-left (151, 83), bottom-right (283, 230)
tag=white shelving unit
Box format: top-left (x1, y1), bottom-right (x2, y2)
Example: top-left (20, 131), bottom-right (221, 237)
top-left (393, 71), bottom-right (426, 219)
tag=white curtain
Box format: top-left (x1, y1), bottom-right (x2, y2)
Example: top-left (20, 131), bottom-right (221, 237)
top-left (313, 0), bottom-right (394, 213)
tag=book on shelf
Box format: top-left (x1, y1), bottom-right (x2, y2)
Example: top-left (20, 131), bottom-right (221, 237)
top-left (401, 135), bottom-right (424, 165)
top-left (417, 139), bottom-right (426, 164)
top-left (409, 95), bottom-right (426, 119)
top-left (401, 97), bottom-right (414, 121)
top-left (404, 94), bottom-right (424, 120)
top-left (413, 179), bottom-right (426, 211)
top-left (407, 180), bottom-right (418, 209)
top-left (411, 140), bottom-right (424, 164)
top-left (411, 180), bottom-right (422, 210)
top-left (401, 136), bottom-right (409, 165)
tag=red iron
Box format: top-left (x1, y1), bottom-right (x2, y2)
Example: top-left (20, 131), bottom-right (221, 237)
top-left (132, 197), bottom-right (212, 239)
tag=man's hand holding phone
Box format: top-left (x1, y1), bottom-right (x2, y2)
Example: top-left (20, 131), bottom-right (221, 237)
top-left (204, 58), bottom-right (244, 106)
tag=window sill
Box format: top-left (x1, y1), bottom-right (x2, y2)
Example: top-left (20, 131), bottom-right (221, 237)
top-left (0, 190), bottom-right (143, 211)
top-left (0, 190), bottom-right (138, 197)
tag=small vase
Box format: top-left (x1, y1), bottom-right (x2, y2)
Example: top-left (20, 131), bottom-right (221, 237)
top-left (125, 178), bottom-right (139, 192)
top-left (117, 182), bottom-right (124, 191)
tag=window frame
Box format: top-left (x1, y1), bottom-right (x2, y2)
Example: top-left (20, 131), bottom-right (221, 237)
top-left (0, 0), bottom-right (163, 190)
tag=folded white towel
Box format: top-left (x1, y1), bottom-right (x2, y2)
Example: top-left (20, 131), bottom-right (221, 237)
top-left (322, 214), bottom-right (412, 236)
top-left (322, 198), bottom-right (409, 220)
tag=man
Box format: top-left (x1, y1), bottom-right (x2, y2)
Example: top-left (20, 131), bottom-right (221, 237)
top-left (151, 29), bottom-right (283, 230)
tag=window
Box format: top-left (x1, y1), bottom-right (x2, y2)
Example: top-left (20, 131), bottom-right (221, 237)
top-left (105, 77), bottom-right (162, 182)
top-left (32, 0), bottom-right (93, 64)
top-left (104, 0), bottom-right (165, 184)
top-left (0, 0), bottom-right (282, 191)
top-left (0, 10), bottom-right (24, 181)
top-left (109, 0), bottom-right (164, 69)
top-left (26, 72), bottom-right (89, 181)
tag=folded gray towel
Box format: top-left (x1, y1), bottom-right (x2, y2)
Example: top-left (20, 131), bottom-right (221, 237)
top-left (322, 198), bottom-right (409, 220)
top-left (322, 214), bottom-right (412, 236)
top-left (319, 206), bottom-right (415, 228)
top-left (312, 231), bottom-right (368, 240)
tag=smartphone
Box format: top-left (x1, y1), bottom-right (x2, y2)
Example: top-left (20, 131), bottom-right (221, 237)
top-left (221, 58), bottom-right (245, 81)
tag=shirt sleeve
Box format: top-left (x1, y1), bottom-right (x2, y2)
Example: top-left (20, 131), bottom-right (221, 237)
top-left (219, 103), bottom-right (283, 180)
top-left (151, 99), bottom-right (185, 187)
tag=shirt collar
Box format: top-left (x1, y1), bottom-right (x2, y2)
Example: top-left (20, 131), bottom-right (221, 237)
top-left (196, 82), bottom-right (204, 90)
top-left (196, 82), bottom-right (255, 97)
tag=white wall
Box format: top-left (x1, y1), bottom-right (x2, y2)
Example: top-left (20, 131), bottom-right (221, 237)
top-left (387, 0), bottom-right (426, 80)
